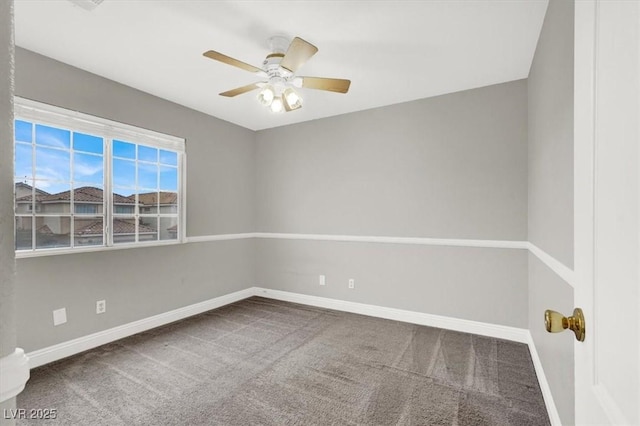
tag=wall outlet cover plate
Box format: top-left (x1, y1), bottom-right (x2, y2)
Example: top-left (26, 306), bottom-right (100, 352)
top-left (53, 308), bottom-right (67, 326)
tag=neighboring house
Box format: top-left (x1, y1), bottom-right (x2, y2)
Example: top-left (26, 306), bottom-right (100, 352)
top-left (14, 181), bottom-right (48, 212)
top-left (14, 184), bottom-right (176, 246)
top-left (137, 191), bottom-right (178, 214)
top-left (15, 185), bottom-right (135, 216)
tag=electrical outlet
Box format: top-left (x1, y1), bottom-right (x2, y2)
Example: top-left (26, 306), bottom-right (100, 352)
top-left (348, 279), bottom-right (355, 289)
top-left (319, 275), bottom-right (326, 286)
top-left (53, 308), bottom-right (67, 326)
top-left (96, 300), bottom-right (106, 314)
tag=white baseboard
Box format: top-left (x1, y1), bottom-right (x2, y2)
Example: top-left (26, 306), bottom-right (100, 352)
top-left (26, 288), bottom-right (255, 369)
top-left (526, 332), bottom-right (562, 426)
top-left (252, 287), bottom-right (529, 343)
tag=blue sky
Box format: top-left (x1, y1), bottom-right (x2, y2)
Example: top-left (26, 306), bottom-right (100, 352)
top-left (15, 120), bottom-right (178, 196)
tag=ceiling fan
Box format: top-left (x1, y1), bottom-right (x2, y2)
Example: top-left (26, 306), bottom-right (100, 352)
top-left (203, 36), bottom-right (351, 113)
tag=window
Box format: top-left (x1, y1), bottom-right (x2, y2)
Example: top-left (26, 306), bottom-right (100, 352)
top-left (75, 204), bottom-right (99, 214)
top-left (14, 98), bottom-right (185, 256)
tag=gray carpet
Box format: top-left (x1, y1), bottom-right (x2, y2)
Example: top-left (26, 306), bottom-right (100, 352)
top-left (17, 297), bottom-right (550, 425)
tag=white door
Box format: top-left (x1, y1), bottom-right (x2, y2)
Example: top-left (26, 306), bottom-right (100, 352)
top-left (574, 1), bottom-right (640, 425)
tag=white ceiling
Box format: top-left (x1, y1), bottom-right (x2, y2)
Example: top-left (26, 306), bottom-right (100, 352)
top-left (14, 0), bottom-right (548, 131)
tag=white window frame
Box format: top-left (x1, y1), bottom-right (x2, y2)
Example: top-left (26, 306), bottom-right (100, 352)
top-left (14, 97), bottom-right (187, 258)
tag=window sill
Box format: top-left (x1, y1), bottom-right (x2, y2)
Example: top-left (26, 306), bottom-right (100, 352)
top-left (15, 239), bottom-right (185, 259)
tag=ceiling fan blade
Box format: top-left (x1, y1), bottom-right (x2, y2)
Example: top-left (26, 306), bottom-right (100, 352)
top-left (280, 37), bottom-right (318, 73)
top-left (219, 83), bottom-right (263, 97)
top-left (302, 77), bottom-right (351, 93)
top-left (203, 50), bottom-right (263, 73)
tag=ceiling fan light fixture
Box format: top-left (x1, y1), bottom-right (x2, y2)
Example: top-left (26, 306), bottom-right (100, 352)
top-left (283, 88), bottom-right (303, 111)
top-left (203, 35), bottom-right (350, 115)
top-left (290, 77), bottom-right (304, 88)
top-left (270, 96), bottom-right (284, 113)
top-left (257, 85), bottom-right (275, 106)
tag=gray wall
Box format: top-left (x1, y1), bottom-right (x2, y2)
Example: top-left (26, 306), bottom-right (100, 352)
top-left (527, 0), bottom-right (575, 424)
top-left (14, 49), bottom-right (256, 352)
top-left (0, 0), bottom-right (17, 421)
top-left (16, 241), bottom-right (254, 351)
top-left (258, 239), bottom-right (527, 327)
top-left (255, 81), bottom-right (529, 328)
top-left (256, 81), bottom-right (528, 240)
top-left (528, 0), bottom-right (574, 269)
top-left (0, 0), bottom-right (15, 362)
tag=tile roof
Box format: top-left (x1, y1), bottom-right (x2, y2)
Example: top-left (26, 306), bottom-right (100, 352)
top-left (74, 220), bottom-right (104, 236)
top-left (16, 186), bottom-right (128, 204)
top-left (135, 192), bottom-right (178, 206)
top-left (16, 186), bottom-right (175, 206)
top-left (74, 218), bottom-right (157, 235)
top-left (115, 193), bottom-right (136, 205)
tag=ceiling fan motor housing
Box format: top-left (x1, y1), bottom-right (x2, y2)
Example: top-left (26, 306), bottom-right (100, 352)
top-left (263, 39), bottom-right (295, 94)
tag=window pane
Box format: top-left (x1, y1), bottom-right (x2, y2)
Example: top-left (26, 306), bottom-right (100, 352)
top-left (113, 159), bottom-right (135, 188)
top-left (114, 205), bottom-right (134, 214)
top-left (74, 184), bottom-right (103, 215)
top-left (15, 120), bottom-right (32, 143)
top-left (138, 163), bottom-right (158, 189)
top-left (159, 166), bottom-right (178, 191)
top-left (35, 124), bottom-right (70, 149)
top-left (14, 179), bottom-right (35, 199)
top-left (34, 182), bottom-right (70, 214)
top-left (160, 150), bottom-right (177, 166)
top-left (15, 180), bottom-right (34, 214)
top-left (74, 217), bottom-right (103, 247)
top-left (160, 217), bottom-right (178, 241)
top-left (113, 217), bottom-right (136, 244)
top-left (15, 143), bottom-right (32, 179)
top-left (113, 140), bottom-right (135, 159)
top-left (74, 152), bottom-right (103, 184)
top-left (35, 216), bottom-right (71, 249)
top-left (74, 204), bottom-right (99, 214)
top-left (36, 146), bottom-right (70, 181)
top-left (113, 188), bottom-right (135, 215)
top-left (23, 181), bottom-right (49, 214)
top-left (139, 216), bottom-right (158, 242)
top-left (136, 191), bottom-right (157, 214)
top-left (138, 145), bottom-right (157, 162)
top-left (15, 216), bottom-right (33, 250)
top-left (35, 180), bottom-right (67, 195)
top-left (159, 192), bottom-right (178, 213)
top-left (73, 185), bottom-right (103, 205)
top-left (73, 132), bottom-right (103, 154)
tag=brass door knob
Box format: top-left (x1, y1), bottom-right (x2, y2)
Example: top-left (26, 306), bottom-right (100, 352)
top-left (544, 308), bottom-right (586, 342)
